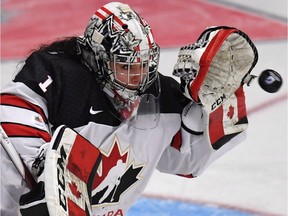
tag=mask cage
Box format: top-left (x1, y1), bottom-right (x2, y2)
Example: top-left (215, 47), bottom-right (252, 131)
top-left (98, 45), bottom-right (160, 93)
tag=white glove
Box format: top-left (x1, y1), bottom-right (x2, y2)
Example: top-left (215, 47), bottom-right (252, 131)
top-left (173, 26), bottom-right (258, 113)
top-left (173, 45), bottom-right (199, 84)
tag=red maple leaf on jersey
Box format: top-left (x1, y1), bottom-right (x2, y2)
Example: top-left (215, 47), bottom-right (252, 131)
top-left (93, 139), bottom-right (128, 189)
top-left (69, 182), bottom-right (82, 199)
top-left (227, 105), bottom-right (234, 119)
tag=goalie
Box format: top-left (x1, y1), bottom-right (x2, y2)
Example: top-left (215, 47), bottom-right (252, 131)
top-left (0, 2), bottom-right (258, 216)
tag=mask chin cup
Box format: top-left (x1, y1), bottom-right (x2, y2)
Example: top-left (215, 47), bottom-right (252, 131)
top-left (123, 93), bottom-right (160, 130)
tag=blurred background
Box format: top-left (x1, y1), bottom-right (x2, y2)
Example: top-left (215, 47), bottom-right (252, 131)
top-left (1, 0), bottom-right (287, 215)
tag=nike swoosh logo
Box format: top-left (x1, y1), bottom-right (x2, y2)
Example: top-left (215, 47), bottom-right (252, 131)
top-left (90, 107), bottom-right (103, 115)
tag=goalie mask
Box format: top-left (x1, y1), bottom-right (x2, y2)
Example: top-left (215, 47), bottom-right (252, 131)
top-left (77, 2), bottom-right (160, 122)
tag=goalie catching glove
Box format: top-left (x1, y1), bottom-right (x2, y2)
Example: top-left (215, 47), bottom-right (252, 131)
top-left (173, 26), bottom-right (258, 112)
top-left (176, 26), bottom-right (258, 149)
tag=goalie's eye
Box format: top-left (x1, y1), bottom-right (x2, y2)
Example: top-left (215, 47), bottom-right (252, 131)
top-left (122, 65), bottom-right (129, 70)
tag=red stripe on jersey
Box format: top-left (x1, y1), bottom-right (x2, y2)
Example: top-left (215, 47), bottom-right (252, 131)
top-left (235, 86), bottom-right (247, 120)
top-left (209, 105), bottom-right (225, 145)
top-left (1, 94), bottom-right (48, 123)
top-left (67, 133), bottom-right (101, 183)
top-left (189, 29), bottom-right (237, 102)
top-left (170, 130), bottom-right (182, 150)
top-left (67, 199), bottom-right (86, 216)
top-left (1, 123), bottom-right (51, 142)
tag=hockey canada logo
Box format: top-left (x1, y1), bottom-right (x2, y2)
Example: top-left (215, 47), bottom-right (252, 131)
top-left (91, 137), bottom-right (144, 205)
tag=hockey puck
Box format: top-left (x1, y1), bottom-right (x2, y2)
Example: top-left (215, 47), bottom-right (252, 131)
top-left (258, 69), bottom-right (282, 93)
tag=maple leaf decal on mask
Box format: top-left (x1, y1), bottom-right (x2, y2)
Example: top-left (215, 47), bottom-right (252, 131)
top-left (120, 31), bottom-right (142, 51)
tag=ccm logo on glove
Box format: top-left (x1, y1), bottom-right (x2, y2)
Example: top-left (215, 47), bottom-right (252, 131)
top-left (211, 94), bottom-right (226, 111)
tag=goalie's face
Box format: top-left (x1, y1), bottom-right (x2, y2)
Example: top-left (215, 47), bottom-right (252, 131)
top-left (110, 57), bottom-right (149, 91)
